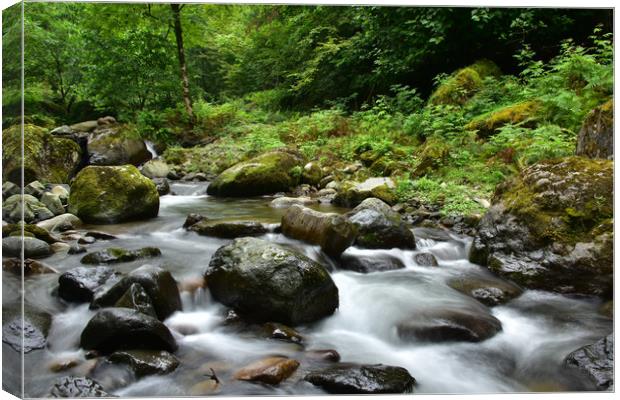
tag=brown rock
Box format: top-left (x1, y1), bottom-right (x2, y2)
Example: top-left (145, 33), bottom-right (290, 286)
top-left (233, 357), bottom-right (300, 385)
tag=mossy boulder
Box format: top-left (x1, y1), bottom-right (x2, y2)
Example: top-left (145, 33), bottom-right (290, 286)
top-left (2, 124), bottom-right (82, 185)
top-left (470, 156), bottom-right (613, 297)
top-left (576, 99), bottom-right (613, 159)
top-left (428, 60), bottom-right (499, 107)
top-left (2, 194), bottom-right (54, 223)
top-left (80, 247), bottom-right (161, 265)
top-left (465, 100), bottom-right (541, 138)
top-left (87, 126), bottom-right (151, 166)
top-left (3, 222), bottom-right (59, 244)
top-left (347, 198), bottom-right (415, 250)
top-left (205, 237), bottom-right (339, 325)
top-left (206, 149), bottom-right (305, 197)
top-left (301, 161), bottom-right (323, 186)
top-left (334, 178), bottom-right (397, 207)
top-left (68, 165), bottom-right (159, 224)
top-left (412, 137), bottom-right (451, 177)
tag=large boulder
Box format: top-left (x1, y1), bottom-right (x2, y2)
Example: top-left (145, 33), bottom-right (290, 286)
top-left (141, 159), bottom-right (171, 179)
top-left (576, 99), bottom-right (613, 159)
top-left (2, 124), bottom-right (82, 185)
top-left (428, 60), bottom-right (500, 106)
top-left (58, 266), bottom-right (121, 303)
top-left (347, 198), bottom-right (415, 249)
top-left (114, 283), bottom-right (158, 318)
top-left (68, 165), bottom-right (159, 224)
top-left (470, 157), bottom-right (613, 297)
top-left (205, 237), bottom-right (339, 325)
top-left (3, 194), bottom-right (54, 223)
top-left (465, 100), bottom-right (540, 138)
top-left (304, 363), bottom-right (416, 394)
top-left (87, 126), bottom-right (151, 166)
top-left (564, 334), bottom-right (613, 391)
top-left (90, 265), bottom-right (182, 321)
top-left (2, 236), bottom-right (51, 258)
top-left (281, 205), bottom-right (357, 257)
top-left (334, 178), bottom-right (397, 207)
top-left (80, 308), bottom-right (177, 353)
top-left (206, 149), bottom-right (305, 197)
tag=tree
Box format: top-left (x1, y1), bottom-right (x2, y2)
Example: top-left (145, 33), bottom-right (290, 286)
top-left (170, 3), bottom-right (194, 124)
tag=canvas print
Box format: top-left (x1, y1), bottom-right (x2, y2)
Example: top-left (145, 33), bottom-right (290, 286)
top-left (1, 2), bottom-right (614, 398)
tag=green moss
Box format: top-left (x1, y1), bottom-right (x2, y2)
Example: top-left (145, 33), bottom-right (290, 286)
top-left (466, 100), bottom-right (541, 138)
top-left (429, 67), bottom-right (483, 106)
top-left (3, 223), bottom-right (57, 243)
top-left (468, 59), bottom-right (502, 79)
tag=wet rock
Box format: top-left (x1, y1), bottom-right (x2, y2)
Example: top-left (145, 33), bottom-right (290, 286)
top-left (78, 236), bottom-right (96, 245)
top-left (188, 220), bottom-right (268, 238)
top-left (51, 242), bottom-right (71, 253)
top-left (234, 357), bottom-right (300, 385)
top-left (339, 252), bottom-right (405, 273)
top-left (108, 350), bottom-right (179, 377)
top-left (153, 177), bottom-right (170, 195)
top-left (3, 194), bottom-right (54, 223)
top-left (41, 192), bottom-right (65, 215)
top-left (397, 308), bottom-right (502, 343)
top-left (80, 308), bottom-right (177, 353)
top-left (264, 322), bottom-right (303, 343)
top-left (2, 304), bottom-right (52, 353)
top-left (576, 99), bottom-right (613, 159)
top-left (3, 236), bottom-right (52, 258)
top-left (68, 165), bottom-right (159, 224)
top-left (3, 222), bottom-right (60, 243)
top-left (49, 376), bottom-right (109, 397)
top-left (348, 198), bottom-right (415, 249)
top-left (86, 231), bottom-right (117, 240)
top-left (413, 252), bottom-right (439, 267)
top-left (304, 363), bottom-right (416, 394)
top-left (114, 283), bottom-right (158, 318)
top-left (68, 244), bottom-right (87, 254)
top-left (36, 213), bottom-right (82, 232)
top-left (91, 264), bottom-right (182, 321)
top-left (189, 378), bottom-right (221, 395)
top-left (207, 149), bottom-right (305, 197)
top-left (306, 349), bottom-right (341, 362)
top-left (206, 237), bottom-right (339, 325)
top-left (88, 126), bottom-right (151, 166)
top-left (470, 157), bottom-right (612, 297)
top-left (334, 177), bottom-right (397, 207)
top-left (448, 276), bottom-right (523, 306)
top-left (270, 196), bottom-right (317, 208)
top-left (58, 266), bottom-right (121, 303)
top-left (564, 334), bottom-right (613, 390)
top-left (81, 247), bottom-right (161, 264)
top-left (3, 258), bottom-right (58, 275)
top-left (183, 213), bottom-right (207, 228)
top-left (141, 159), bottom-right (171, 179)
top-left (281, 205), bottom-right (357, 257)
top-left (317, 188), bottom-right (337, 203)
top-left (48, 358), bottom-right (81, 373)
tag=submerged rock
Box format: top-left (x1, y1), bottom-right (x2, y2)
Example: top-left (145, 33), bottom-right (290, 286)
top-left (448, 276), bottom-right (523, 306)
top-left (397, 307), bottom-right (502, 343)
top-left (80, 308), bottom-right (177, 353)
top-left (281, 205), bottom-right (357, 257)
top-left (564, 334), bottom-right (613, 391)
top-left (470, 157), bottom-right (613, 297)
top-left (2, 304), bottom-right (52, 353)
top-left (49, 376), bottom-right (109, 398)
top-left (108, 350), bottom-right (179, 377)
top-left (207, 149), bottom-right (305, 197)
top-left (413, 252), bottom-right (438, 267)
top-left (188, 220), bottom-right (268, 238)
top-left (81, 247), bottom-right (161, 265)
top-left (339, 252), bottom-right (405, 273)
top-left (348, 198), bottom-right (415, 250)
top-left (69, 165), bottom-right (159, 224)
top-left (58, 266), bottom-right (121, 303)
top-left (205, 237), bottom-right (339, 325)
top-left (234, 357), bottom-right (300, 385)
top-left (304, 363), bottom-right (416, 394)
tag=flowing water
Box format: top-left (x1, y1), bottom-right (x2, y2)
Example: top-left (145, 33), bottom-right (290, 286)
top-left (3, 182), bottom-right (612, 396)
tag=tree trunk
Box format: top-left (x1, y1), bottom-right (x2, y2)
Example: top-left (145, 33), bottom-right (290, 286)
top-left (171, 4), bottom-right (194, 125)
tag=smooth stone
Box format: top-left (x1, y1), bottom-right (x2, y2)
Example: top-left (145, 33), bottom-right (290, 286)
top-left (448, 276), bottom-right (523, 306)
top-left (3, 258), bottom-right (58, 275)
top-left (339, 252), bottom-right (405, 273)
top-left (233, 357), bottom-right (300, 385)
top-left (304, 363), bottom-right (416, 394)
top-left (108, 350), bottom-right (179, 377)
top-left (270, 196), bottom-right (317, 208)
top-left (305, 349), bottom-right (341, 362)
top-left (50, 242), bottom-right (71, 253)
top-left (188, 220), bottom-right (268, 238)
top-left (36, 213), bottom-right (82, 232)
top-left (413, 252), bottom-right (439, 267)
top-left (3, 236), bottom-right (52, 258)
top-left (58, 266), bottom-right (121, 303)
top-left (80, 247), bottom-right (161, 264)
top-left (40, 192), bottom-right (65, 215)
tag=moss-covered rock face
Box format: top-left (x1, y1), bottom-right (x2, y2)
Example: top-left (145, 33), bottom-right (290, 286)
top-left (465, 100), bottom-right (541, 138)
top-left (2, 124), bottom-right (82, 185)
top-left (68, 165), bottom-right (159, 224)
top-left (470, 156), bottom-right (613, 297)
top-left (334, 177), bottom-right (397, 207)
top-left (429, 60), bottom-right (501, 107)
top-left (88, 126), bottom-right (151, 166)
top-left (206, 149), bottom-right (305, 197)
top-left (576, 99), bottom-right (613, 159)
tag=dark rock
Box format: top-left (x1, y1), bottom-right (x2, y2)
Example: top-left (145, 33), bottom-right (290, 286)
top-left (153, 177), bottom-right (170, 195)
top-left (264, 322), bottom-right (303, 343)
top-left (58, 266), bottom-right (121, 303)
top-left (81, 247), bottom-right (161, 264)
top-left (448, 276), bottom-right (523, 306)
top-left (183, 213), bottom-right (207, 228)
top-left (564, 334), bottom-right (613, 390)
top-left (281, 205), bottom-right (357, 257)
top-left (68, 244), bottom-right (87, 254)
top-left (189, 220), bottom-right (268, 238)
top-left (304, 363), bottom-right (416, 394)
top-left (80, 308), bottom-right (177, 353)
top-left (205, 237), bottom-right (339, 325)
top-left (3, 236), bottom-right (52, 258)
top-left (108, 350), bottom-right (179, 377)
top-left (339, 252), bottom-right (405, 273)
top-left (2, 304), bottom-right (52, 353)
top-left (397, 308), bottom-right (502, 343)
top-left (91, 264), bottom-right (182, 321)
top-left (114, 283), bottom-right (157, 318)
top-left (3, 258), bottom-right (58, 275)
top-left (86, 231), bottom-right (117, 240)
top-left (306, 349), bottom-right (341, 362)
top-left (348, 198), bottom-right (415, 250)
top-left (49, 376), bottom-right (109, 397)
top-left (576, 99), bottom-right (613, 159)
top-left (234, 357), bottom-right (300, 385)
top-left (78, 236), bottom-right (96, 245)
top-left (413, 252), bottom-right (438, 267)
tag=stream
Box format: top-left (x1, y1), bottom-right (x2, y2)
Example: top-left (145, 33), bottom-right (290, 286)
top-left (3, 182), bottom-right (612, 396)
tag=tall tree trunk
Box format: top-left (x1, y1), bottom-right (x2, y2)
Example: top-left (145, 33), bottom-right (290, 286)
top-left (171, 4), bottom-right (194, 125)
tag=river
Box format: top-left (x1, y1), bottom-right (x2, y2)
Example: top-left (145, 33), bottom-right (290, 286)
top-left (2, 182), bottom-right (612, 396)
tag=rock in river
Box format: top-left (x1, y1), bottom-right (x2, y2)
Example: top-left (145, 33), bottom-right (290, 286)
top-left (339, 252), bottom-right (405, 273)
top-left (188, 219), bottom-right (268, 238)
top-left (81, 247), bottom-right (161, 265)
top-left (3, 303), bottom-right (52, 353)
top-left (80, 307), bottom-right (177, 353)
top-left (304, 363), bottom-right (416, 394)
top-left (564, 334), bottom-right (613, 391)
top-left (68, 165), bottom-right (159, 224)
top-left (108, 350), bottom-right (179, 377)
top-left (347, 198), bottom-right (415, 250)
top-left (234, 357), bottom-right (300, 385)
top-left (114, 283), bottom-right (158, 318)
top-left (448, 275), bottom-right (523, 306)
top-left (58, 266), bottom-right (121, 303)
top-left (2, 236), bottom-right (52, 258)
top-left (205, 237), bottom-right (339, 325)
top-left (49, 376), bottom-right (109, 398)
